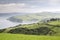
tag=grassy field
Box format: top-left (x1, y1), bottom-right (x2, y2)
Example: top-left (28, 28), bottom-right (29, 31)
top-left (48, 21), bottom-right (60, 26)
top-left (0, 33), bottom-right (60, 40)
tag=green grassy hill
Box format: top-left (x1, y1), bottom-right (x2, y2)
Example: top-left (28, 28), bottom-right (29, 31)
top-left (8, 12), bottom-right (58, 22)
top-left (0, 13), bottom-right (60, 40)
top-left (0, 19), bottom-right (60, 36)
top-left (0, 13), bottom-right (60, 36)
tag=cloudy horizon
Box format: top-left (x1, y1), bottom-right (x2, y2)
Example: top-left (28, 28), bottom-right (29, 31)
top-left (0, 0), bottom-right (60, 13)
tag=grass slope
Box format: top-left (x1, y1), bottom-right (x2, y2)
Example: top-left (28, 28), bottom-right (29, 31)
top-left (0, 20), bottom-right (60, 35)
top-left (0, 33), bottom-right (60, 40)
top-left (48, 20), bottom-right (60, 26)
top-left (47, 21), bottom-right (60, 36)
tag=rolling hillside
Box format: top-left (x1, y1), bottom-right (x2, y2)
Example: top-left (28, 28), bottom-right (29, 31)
top-left (0, 12), bottom-right (60, 36)
top-left (7, 12), bottom-right (60, 23)
top-left (0, 18), bottom-right (60, 36)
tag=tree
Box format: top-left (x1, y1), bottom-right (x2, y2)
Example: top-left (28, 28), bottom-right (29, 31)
top-left (36, 27), bottom-right (53, 35)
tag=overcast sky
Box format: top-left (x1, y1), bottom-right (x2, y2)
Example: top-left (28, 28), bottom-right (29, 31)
top-left (0, 0), bottom-right (60, 13)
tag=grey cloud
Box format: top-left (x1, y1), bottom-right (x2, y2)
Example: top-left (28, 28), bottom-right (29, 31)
top-left (0, 0), bottom-right (48, 4)
top-left (0, 0), bottom-right (60, 13)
